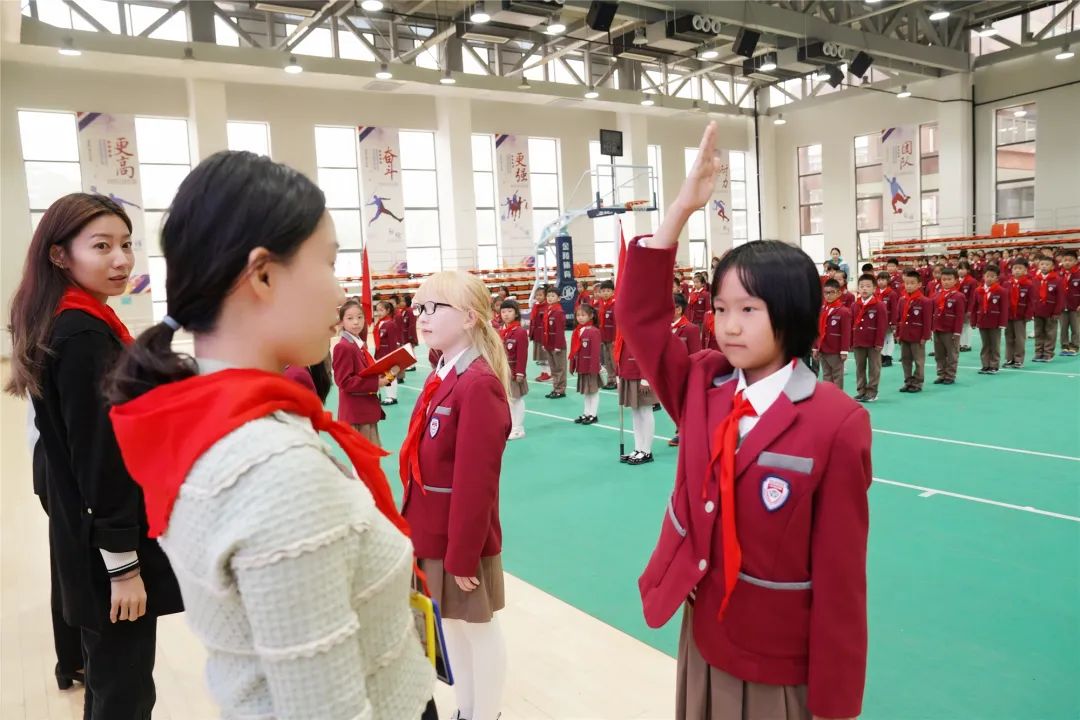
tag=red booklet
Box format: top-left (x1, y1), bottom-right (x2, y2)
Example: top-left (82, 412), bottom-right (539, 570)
top-left (359, 345), bottom-right (417, 377)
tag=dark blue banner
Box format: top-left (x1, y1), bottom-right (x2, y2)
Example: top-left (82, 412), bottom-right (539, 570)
top-left (555, 234), bottom-right (577, 319)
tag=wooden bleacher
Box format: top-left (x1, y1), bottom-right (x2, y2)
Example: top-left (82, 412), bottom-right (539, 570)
top-left (872, 225), bottom-right (1080, 263)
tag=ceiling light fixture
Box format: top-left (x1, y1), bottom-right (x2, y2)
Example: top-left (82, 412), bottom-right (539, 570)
top-left (1013, 107), bottom-right (1027, 117)
top-left (700, 47), bottom-right (719, 60)
top-left (897, 85), bottom-right (912, 98)
top-left (641, 94), bottom-right (655, 107)
top-left (360, 0), bottom-right (384, 11)
top-left (375, 62), bottom-right (393, 80)
top-left (774, 114), bottom-right (787, 125)
top-left (470, 4), bottom-right (491, 24)
top-left (977, 23), bottom-right (998, 37)
top-left (59, 38), bottom-right (82, 56)
top-left (1055, 46), bottom-right (1075, 60)
top-left (584, 85), bottom-right (599, 99)
top-left (545, 15), bottom-right (566, 35)
top-left (928, 9), bottom-right (950, 21)
top-left (518, 78), bottom-right (531, 90)
top-left (632, 27), bottom-right (648, 45)
top-left (760, 56), bottom-right (777, 72)
top-left (284, 56), bottom-right (303, 74)
top-left (440, 68), bottom-right (456, 85)
top-left (814, 68), bottom-right (830, 81)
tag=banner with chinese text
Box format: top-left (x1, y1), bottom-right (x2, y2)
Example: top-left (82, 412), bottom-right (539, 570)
top-left (495, 134), bottom-right (534, 267)
top-left (881, 126), bottom-right (919, 235)
top-left (77, 112), bottom-right (152, 333)
top-left (358, 126), bottom-right (408, 274)
top-left (708, 148), bottom-right (733, 258)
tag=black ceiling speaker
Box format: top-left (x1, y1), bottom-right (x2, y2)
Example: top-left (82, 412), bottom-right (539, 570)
top-left (849, 50), bottom-right (874, 78)
top-left (732, 27), bottom-right (760, 58)
top-left (827, 64), bottom-right (845, 88)
top-left (586, 1), bottom-right (619, 32)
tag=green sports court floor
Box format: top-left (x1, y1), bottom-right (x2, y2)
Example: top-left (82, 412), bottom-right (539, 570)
top-left (325, 334), bottom-right (1079, 720)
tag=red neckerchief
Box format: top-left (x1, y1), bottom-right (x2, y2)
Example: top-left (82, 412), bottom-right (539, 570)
top-left (109, 369), bottom-right (404, 538)
top-left (372, 317), bottom-right (387, 354)
top-left (818, 299), bottom-right (843, 340)
top-left (55, 286), bottom-right (134, 345)
top-left (977, 282), bottom-right (1000, 313)
top-left (577, 292), bottom-right (591, 309)
top-left (936, 286), bottom-right (955, 312)
top-left (901, 290), bottom-right (923, 327)
top-left (345, 332), bottom-right (375, 366)
top-left (1010, 276), bottom-right (1030, 315)
top-left (1035, 270), bottom-right (1058, 302)
top-left (399, 373), bottom-right (444, 496)
top-left (569, 321), bottom-right (592, 361)
top-left (543, 302), bottom-right (559, 344)
top-left (671, 315), bottom-right (691, 334)
top-left (854, 295), bottom-right (878, 327)
top-left (500, 320), bottom-right (520, 342)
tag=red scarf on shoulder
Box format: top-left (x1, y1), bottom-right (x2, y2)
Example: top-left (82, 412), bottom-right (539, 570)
top-left (1035, 270), bottom-right (1058, 303)
top-left (1010, 276), bottom-right (1029, 315)
top-left (671, 315), bottom-right (691, 333)
top-left (55, 286), bottom-right (134, 345)
top-left (976, 283), bottom-right (1000, 314)
top-left (854, 295), bottom-right (878, 328)
top-left (500, 320), bottom-right (521, 341)
top-left (109, 369), bottom-right (405, 538)
top-left (901, 290), bottom-right (923, 327)
top-left (569, 321), bottom-right (592, 361)
top-left (818, 299), bottom-right (843, 340)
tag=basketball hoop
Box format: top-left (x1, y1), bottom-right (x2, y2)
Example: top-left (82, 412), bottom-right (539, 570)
top-left (624, 199), bottom-right (650, 211)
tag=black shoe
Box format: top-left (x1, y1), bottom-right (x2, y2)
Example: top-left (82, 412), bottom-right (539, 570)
top-left (574, 415), bottom-right (586, 423)
top-left (882, 356), bottom-right (893, 367)
top-left (987, 368), bottom-right (999, 374)
top-left (407, 366), bottom-right (417, 372)
top-left (652, 403), bottom-right (661, 411)
top-left (960, 346), bottom-right (972, 352)
top-left (929, 352), bottom-right (935, 357)
top-left (863, 395), bottom-right (878, 403)
top-left (582, 415), bottom-right (598, 425)
top-left (899, 385), bottom-right (911, 392)
top-left (942, 379), bottom-right (954, 385)
top-left (908, 386), bottom-right (922, 393)
top-left (603, 382), bottom-right (618, 390)
top-left (668, 436), bottom-right (680, 447)
top-left (627, 451), bottom-right (654, 465)
top-left (854, 394), bottom-right (866, 402)
top-left (381, 398), bottom-right (398, 406)
top-left (546, 391), bottom-right (566, 399)
top-left (1002, 361), bottom-right (1016, 368)
top-left (933, 378), bottom-right (945, 384)
top-left (55, 665), bottom-right (84, 691)
top-left (977, 367), bottom-right (990, 374)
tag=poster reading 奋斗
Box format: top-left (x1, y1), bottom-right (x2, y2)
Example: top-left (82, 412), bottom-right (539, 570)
top-left (359, 126), bottom-right (408, 274)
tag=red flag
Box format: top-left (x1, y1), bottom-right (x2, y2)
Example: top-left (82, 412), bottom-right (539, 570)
top-left (613, 220), bottom-right (628, 363)
top-left (360, 245), bottom-right (373, 325)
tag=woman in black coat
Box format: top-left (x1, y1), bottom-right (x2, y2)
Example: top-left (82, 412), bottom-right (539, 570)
top-left (6, 194), bottom-right (182, 719)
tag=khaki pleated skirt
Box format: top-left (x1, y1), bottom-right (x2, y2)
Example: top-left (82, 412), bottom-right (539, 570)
top-left (532, 341), bottom-right (546, 363)
top-left (418, 555), bottom-right (505, 623)
top-left (509, 377), bottom-right (529, 399)
top-left (676, 604), bottom-right (809, 720)
top-left (618, 378), bottom-right (656, 408)
top-left (576, 373), bottom-right (601, 394)
top-left (351, 422), bottom-right (382, 449)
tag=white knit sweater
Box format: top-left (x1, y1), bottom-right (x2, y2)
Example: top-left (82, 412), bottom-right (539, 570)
top-left (159, 409), bottom-right (434, 719)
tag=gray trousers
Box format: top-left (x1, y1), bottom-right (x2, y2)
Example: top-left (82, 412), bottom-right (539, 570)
top-left (853, 347), bottom-right (881, 398)
top-left (900, 341), bottom-right (925, 388)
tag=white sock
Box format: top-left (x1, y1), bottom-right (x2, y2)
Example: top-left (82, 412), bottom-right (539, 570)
top-left (444, 617), bottom-right (507, 720)
top-left (510, 398), bottom-right (525, 432)
top-left (583, 391), bottom-right (599, 416)
top-left (385, 379), bottom-right (397, 400)
top-left (883, 334), bottom-right (895, 356)
top-left (442, 619), bottom-right (475, 719)
top-left (633, 406), bottom-right (654, 453)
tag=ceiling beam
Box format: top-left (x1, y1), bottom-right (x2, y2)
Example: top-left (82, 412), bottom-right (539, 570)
top-left (64, 0), bottom-right (110, 34)
top-left (275, 0), bottom-right (352, 52)
top-left (1034, 0), bottom-right (1079, 40)
top-left (397, 20), bottom-right (455, 64)
top-left (510, 18), bottom-right (638, 77)
top-left (974, 27), bottom-right (1080, 68)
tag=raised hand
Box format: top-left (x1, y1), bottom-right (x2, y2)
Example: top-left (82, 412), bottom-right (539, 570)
top-left (674, 121), bottom-right (724, 214)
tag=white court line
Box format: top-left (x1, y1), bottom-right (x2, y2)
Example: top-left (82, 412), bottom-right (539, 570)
top-left (875, 477), bottom-right (1080, 523)
top-left (398, 384), bottom-right (1080, 462)
top-left (397, 385), bottom-right (1080, 522)
top-left (957, 364), bottom-right (1077, 378)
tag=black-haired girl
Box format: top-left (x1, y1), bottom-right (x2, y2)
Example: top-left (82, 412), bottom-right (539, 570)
top-left (104, 151), bottom-right (434, 718)
top-left (618, 124), bottom-right (871, 720)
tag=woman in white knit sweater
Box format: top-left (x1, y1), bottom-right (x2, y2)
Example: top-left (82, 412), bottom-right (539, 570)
top-left (105, 151), bottom-right (435, 719)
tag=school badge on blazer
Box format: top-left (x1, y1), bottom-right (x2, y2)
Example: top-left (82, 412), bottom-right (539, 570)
top-left (761, 476), bottom-right (791, 511)
top-left (429, 417), bottom-right (440, 438)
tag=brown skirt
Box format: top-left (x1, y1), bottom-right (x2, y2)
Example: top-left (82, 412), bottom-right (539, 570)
top-left (618, 378), bottom-right (656, 409)
top-left (351, 422), bottom-right (382, 448)
top-left (576, 373), bottom-right (601, 394)
top-left (677, 604), bottom-right (809, 720)
top-left (509, 377), bottom-right (529, 399)
top-left (532, 341), bottom-right (546, 363)
top-left (418, 555), bottom-right (505, 623)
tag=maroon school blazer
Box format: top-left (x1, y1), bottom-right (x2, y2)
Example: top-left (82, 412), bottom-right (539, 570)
top-left (332, 335), bottom-right (384, 425)
top-left (401, 351), bottom-right (511, 577)
top-left (570, 325), bottom-right (602, 375)
top-left (617, 238), bottom-right (871, 720)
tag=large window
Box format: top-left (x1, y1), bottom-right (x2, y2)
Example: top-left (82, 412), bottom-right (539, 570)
top-left (530, 137), bottom-right (562, 267)
top-left (314, 126), bottom-right (364, 277)
top-left (400, 130), bottom-right (441, 273)
top-left (472, 134), bottom-right (499, 269)
top-left (798, 144), bottom-right (825, 263)
top-left (17, 110), bottom-right (82, 233)
top-left (995, 104), bottom-right (1036, 222)
top-left (683, 147), bottom-right (708, 268)
top-left (227, 121), bottom-right (271, 157)
top-left (135, 117), bottom-right (192, 322)
top-left (920, 123), bottom-right (940, 228)
top-left (730, 151), bottom-right (748, 247)
top-left (853, 133), bottom-right (882, 261)
top-left (28, 0), bottom-right (188, 40)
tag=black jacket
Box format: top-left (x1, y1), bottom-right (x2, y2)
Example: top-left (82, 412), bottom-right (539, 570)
top-left (32, 309), bottom-right (182, 629)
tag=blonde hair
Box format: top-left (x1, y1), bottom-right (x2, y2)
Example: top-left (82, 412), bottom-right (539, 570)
top-left (415, 271), bottom-right (511, 395)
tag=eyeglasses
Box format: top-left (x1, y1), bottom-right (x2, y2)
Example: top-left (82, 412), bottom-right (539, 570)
top-left (412, 301), bottom-right (453, 317)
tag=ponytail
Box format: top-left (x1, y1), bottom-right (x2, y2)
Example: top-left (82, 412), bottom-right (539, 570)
top-left (106, 321), bottom-right (196, 405)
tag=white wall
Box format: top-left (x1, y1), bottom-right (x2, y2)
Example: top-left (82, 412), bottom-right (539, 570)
top-left (767, 54), bottom-right (1080, 266)
top-left (973, 53), bottom-right (1080, 231)
top-left (1, 60), bottom-right (752, 354)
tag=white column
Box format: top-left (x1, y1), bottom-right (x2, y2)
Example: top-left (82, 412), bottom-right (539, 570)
top-left (185, 79), bottom-right (227, 162)
top-left (434, 96), bottom-right (476, 271)
top-left (616, 112), bottom-right (650, 238)
top-left (936, 73), bottom-right (974, 236)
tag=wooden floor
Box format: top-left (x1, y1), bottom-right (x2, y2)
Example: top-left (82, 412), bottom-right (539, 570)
top-left (0, 370), bottom-right (675, 720)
